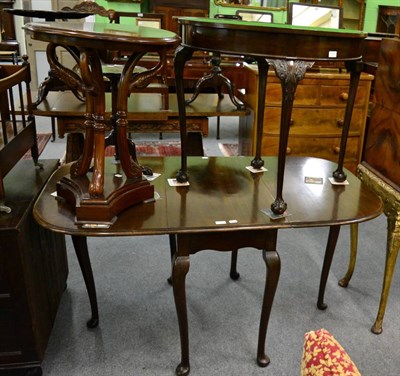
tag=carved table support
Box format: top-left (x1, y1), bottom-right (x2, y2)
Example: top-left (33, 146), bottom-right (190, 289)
top-left (50, 46), bottom-right (153, 224)
top-left (267, 59), bottom-right (314, 214)
top-left (332, 61), bottom-right (363, 183)
top-left (55, 48), bottom-right (154, 223)
top-left (22, 20), bottom-right (182, 224)
top-left (175, 45), bottom-right (195, 183)
top-left (250, 58), bottom-right (269, 171)
top-left (34, 44), bottom-right (85, 108)
top-left (185, 53), bottom-right (245, 111)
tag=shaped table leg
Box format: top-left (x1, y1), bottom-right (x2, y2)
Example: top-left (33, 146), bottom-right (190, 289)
top-left (172, 230), bottom-right (280, 375)
top-left (71, 235), bottom-right (99, 328)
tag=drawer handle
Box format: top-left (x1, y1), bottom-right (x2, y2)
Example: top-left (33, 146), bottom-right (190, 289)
top-left (337, 119), bottom-right (344, 128)
top-left (286, 147), bottom-right (292, 155)
top-left (340, 92), bottom-right (349, 101)
top-left (333, 146), bottom-right (340, 154)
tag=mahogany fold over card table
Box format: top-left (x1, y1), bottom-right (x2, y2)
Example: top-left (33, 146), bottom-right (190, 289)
top-left (33, 156), bottom-right (382, 376)
top-left (174, 18), bottom-right (367, 216)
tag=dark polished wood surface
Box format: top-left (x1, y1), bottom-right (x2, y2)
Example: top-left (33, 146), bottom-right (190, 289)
top-left (6, 8), bottom-right (93, 21)
top-left (23, 21), bottom-right (179, 53)
top-left (174, 17), bottom-right (367, 216)
top-left (177, 18), bottom-right (366, 60)
top-left (33, 156), bottom-right (382, 375)
top-left (34, 156), bottom-right (382, 235)
top-left (23, 21), bottom-right (180, 223)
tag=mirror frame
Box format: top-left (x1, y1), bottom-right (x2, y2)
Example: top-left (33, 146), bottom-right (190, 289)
top-left (287, 2), bottom-right (343, 29)
top-left (214, 0), bottom-right (286, 11)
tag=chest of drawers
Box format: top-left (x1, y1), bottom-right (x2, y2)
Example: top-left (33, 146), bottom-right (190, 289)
top-left (239, 65), bottom-right (373, 173)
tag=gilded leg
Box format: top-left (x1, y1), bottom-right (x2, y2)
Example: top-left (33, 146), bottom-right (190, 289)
top-left (372, 215), bottom-right (400, 334)
top-left (357, 164), bottom-right (400, 334)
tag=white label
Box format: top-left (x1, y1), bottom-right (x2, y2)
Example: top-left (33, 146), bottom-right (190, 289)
top-left (328, 51), bottom-right (338, 58)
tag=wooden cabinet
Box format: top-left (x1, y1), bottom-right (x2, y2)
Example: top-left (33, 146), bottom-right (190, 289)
top-left (149, 0), bottom-right (209, 34)
top-left (239, 64), bottom-right (373, 174)
top-left (150, 5), bottom-right (208, 34)
top-left (376, 5), bottom-right (400, 35)
top-left (0, 160), bottom-right (68, 375)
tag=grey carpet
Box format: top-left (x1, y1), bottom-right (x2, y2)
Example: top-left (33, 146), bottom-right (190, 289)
top-left (41, 213), bottom-right (400, 376)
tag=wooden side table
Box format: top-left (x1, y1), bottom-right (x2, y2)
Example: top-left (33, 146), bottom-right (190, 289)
top-left (33, 156), bottom-right (382, 376)
top-left (23, 21), bottom-right (180, 224)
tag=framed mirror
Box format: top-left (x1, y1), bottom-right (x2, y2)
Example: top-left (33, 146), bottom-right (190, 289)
top-left (287, 2), bottom-right (343, 29)
top-left (236, 10), bottom-right (274, 22)
top-left (214, 0), bottom-right (287, 11)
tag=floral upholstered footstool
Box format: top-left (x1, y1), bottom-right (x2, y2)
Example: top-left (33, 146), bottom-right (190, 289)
top-left (301, 328), bottom-right (361, 375)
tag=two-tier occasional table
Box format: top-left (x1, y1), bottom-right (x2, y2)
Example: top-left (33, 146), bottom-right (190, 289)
top-left (33, 156), bottom-right (382, 376)
top-left (174, 18), bottom-right (367, 216)
top-left (23, 21), bottom-right (180, 224)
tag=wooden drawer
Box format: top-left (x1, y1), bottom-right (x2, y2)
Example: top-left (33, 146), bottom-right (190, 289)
top-left (266, 82), bottom-right (319, 106)
top-left (265, 82), bottom-right (368, 107)
top-left (261, 135), bottom-right (360, 163)
top-left (263, 107), bottom-right (364, 135)
top-left (320, 84), bottom-right (369, 106)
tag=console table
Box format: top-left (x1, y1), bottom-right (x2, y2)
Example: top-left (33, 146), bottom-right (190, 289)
top-left (33, 156), bottom-right (382, 376)
top-left (23, 21), bottom-right (180, 224)
top-left (174, 17), bottom-right (367, 215)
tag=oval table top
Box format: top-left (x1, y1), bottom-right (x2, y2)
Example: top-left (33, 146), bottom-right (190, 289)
top-left (23, 21), bottom-right (180, 52)
top-left (33, 156), bottom-right (383, 237)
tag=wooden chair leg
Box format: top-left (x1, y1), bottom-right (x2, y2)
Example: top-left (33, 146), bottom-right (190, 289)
top-left (216, 116), bottom-right (221, 140)
top-left (168, 234), bottom-right (176, 285)
top-left (51, 116), bottom-right (56, 141)
top-left (230, 250), bottom-right (240, 280)
top-left (338, 223), bottom-right (358, 287)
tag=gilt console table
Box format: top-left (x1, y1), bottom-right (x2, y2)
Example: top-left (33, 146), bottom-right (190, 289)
top-left (33, 156), bottom-right (382, 376)
top-left (23, 21), bottom-right (180, 225)
top-left (174, 17), bottom-right (367, 216)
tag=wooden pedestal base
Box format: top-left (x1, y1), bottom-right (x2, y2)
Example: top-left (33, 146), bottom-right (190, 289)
top-left (56, 170), bottom-right (154, 225)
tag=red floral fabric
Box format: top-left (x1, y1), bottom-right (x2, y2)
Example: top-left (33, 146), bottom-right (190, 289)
top-left (301, 329), bottom-right (361, 375)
